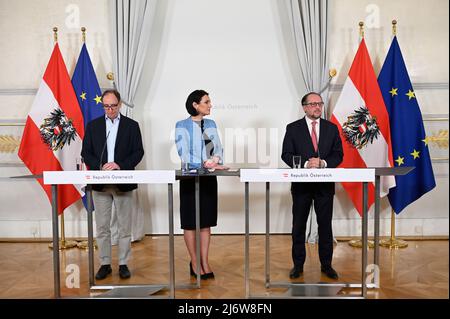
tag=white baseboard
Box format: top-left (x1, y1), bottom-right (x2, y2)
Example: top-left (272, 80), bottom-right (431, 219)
top-left (0, 217), bottom-right (448, 238)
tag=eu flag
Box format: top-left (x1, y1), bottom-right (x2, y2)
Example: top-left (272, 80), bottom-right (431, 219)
top-left (72, 43), bottom-right (104, 127)
top-left (72, 43), bottom-right (104, 209)
top-left (378, 36), bottom-right (436, 214)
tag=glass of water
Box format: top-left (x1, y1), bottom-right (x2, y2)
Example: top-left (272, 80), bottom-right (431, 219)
top-left (292, 156), bottom-right (301, 169)
top-left (76, 157), bottom-right (84, 171)
top-left (181, 162), bottom-right (190, 174)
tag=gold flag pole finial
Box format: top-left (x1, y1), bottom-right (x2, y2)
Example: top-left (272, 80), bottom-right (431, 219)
top-left (53, 27), bottom-right (58, 43)
top-left (359, 21), bottom-right (364, 39)
top-left (329, 68), bottom-right (337, 78)
top-left (81, 27), bottom-right (86, 43)
top-left (107, 72), bottom-right (115, 81)
top-left (392, 20), bottom-right (397, 36)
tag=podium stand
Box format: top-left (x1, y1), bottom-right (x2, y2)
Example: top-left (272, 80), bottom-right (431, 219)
top-left (43, 170), bottom-right (175, 298)
top-left (240, 168), bottom-right (375, 298)
top-left (373, 167), bottom-right (414, 269)
top-left (175, 169), bottom-right (240, 288)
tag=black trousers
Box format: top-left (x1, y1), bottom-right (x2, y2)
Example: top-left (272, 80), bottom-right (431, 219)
top-left (291, 188), bottom-right (334, 268)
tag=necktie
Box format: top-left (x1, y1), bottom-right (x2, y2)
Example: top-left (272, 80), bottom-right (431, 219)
top-left (311, 121), bottom-right (318, 152)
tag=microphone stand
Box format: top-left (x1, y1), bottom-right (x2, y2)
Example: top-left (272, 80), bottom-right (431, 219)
top-left (99, 130), bottom-right (111, 170)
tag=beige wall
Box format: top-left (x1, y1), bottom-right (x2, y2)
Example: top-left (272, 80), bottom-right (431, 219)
top-left (328, 0), bottom-right (449, 236)
top-left (0, 0), bottom-right (448, 238)
top-left (0, 0), bottom-right (112, 237)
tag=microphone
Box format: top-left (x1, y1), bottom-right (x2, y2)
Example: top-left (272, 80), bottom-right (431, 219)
top-left (99, 130), bottom-right (111, 170)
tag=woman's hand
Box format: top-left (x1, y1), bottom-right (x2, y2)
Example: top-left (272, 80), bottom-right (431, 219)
top-left (203, 156), bottom-right (221, 168)
top-left (203, 159), bottom-right (217, 168)
top-left (211, 156), bottom-right (220, 164)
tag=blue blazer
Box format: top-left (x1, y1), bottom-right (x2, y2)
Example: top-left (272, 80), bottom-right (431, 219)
top-left (175, 117), bottom-right (223, 169)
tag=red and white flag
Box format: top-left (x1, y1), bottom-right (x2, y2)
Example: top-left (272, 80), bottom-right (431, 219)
top-left (18, 43), bottom-right (84, 214)
top-left (330, 39), bottom-right (395, 215)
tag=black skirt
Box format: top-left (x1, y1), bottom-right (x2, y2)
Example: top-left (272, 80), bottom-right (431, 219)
top-left (179, 176), bottom-right (218, 230)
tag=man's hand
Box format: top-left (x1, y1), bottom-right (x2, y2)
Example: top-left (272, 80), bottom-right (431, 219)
top-left (307, 157), bottom-right (322, 168)
top-left (102, 162), bottom-right (121, 170)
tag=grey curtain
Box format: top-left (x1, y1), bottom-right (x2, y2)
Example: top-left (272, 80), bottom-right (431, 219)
top-left (110, 0), bottom-right (157, 242)
top-left (111, 0), bottom-right (157, 116)
top-left (289, 0), bottom-right (330, 112)
top-left (287, 0), bottom-right (332, 244)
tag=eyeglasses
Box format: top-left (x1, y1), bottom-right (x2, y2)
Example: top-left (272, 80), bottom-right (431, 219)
top-left (303, 102), bottom-right (324, 107)
top-left (103, 104), bottom-right (119, 110)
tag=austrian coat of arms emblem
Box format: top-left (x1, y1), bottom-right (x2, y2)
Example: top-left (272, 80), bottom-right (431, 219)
top-left (39, 108), bottom-right (77, 151)
top-left (342, 106), bottom-right (380, 149)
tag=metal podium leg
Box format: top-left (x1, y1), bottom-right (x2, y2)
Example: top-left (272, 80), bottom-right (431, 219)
top-left (51, 184), bottom-right (61, 298)
top-left (168, 183), bottom-right (175, 298)
top-left (374, 175), bottom-right (381, 270)
top-left (245, 182), bottom-right (250, 298)
top-left (265, 182), bottom-right (270, 288)
top-left (362, 182), bottom-right (369, 298)
top-left (195, 176), bottom-right (201, 288)
top-left (86, 185), bottom-right (95, 287)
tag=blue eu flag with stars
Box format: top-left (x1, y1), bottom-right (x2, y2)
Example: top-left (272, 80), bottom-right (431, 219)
top-left (378, 36), bottom-right (436, 214)
top-left (72, 43), bottom-right (104, 209)
top-left (72, 43), bottom-right (104, 127)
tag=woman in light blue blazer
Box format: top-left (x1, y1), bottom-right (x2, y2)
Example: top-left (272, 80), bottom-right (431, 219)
top-left (175, 90), bottom-right (223, 279)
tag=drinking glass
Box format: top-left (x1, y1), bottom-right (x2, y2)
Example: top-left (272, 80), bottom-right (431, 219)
top-left (292, 156), bottom-right (301, 169)
top-left (76, 157), bottom-right (84, 171)
top-left (181, 162), bottom-right (190, 174)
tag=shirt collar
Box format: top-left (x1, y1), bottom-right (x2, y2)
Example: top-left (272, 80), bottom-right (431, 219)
top-left (105, 113), bottom-right (121, 124)
top-left (305, 116), bottom-right (320, 126)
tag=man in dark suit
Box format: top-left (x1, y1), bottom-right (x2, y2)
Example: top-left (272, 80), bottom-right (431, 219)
top-left (281, 92), bottom-right (343, 280)
top-left (81, 89), bottom-right (144, 280)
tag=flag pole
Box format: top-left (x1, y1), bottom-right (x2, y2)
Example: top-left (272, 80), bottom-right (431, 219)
top-left (379, 20), bottom-right (408, 250)
top-left (75, 26), bottom-right (98, 251)
top-left (348, 21), bottom-right (375, 249)
top-left (81, 26), bottom-right (86, 43)
top-left (359, 21), bottom-right (364, 40)
top-left (53, 26), bottom-right (58, 43)
top-left (48, 26), bottom-right (77, 250)
top-left (380, 209), bottom-right (408, 248)
top-left (392, 19), bottom-right (397, 37)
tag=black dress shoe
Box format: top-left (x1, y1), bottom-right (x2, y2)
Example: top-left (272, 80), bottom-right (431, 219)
top-left (289, 266), bottom-right (303, 279)
top-left (95, 264), bottom-right (112, 280)
top-left (321, 266), bottom-right (338, 279)
top-left (119, 265), bottom-right (131, 279)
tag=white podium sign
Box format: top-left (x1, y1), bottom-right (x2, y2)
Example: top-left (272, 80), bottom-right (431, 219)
top-left (240, 168), bottom-right (375, 183)
top-left (43, 170), bottom-right (175, 185)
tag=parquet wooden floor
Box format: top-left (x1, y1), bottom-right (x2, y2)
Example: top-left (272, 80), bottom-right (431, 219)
top-left (0, 235), bottom-right (447, 299)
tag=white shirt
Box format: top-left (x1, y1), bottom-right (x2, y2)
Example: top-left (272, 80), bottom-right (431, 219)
top-left (105, 113), bottom-right (121, 162)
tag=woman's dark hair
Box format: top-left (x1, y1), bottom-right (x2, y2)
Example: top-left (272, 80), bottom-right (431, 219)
top-left (101, 89), bottom-right (121, 102)
top-left (301, 92), bottom-right (321, 106)
top-left (185, 90), bottom-right (209, 116)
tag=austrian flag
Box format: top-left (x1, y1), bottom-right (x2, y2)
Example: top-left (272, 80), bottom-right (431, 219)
top-left (18, 43), bottom-right (84, 214)
top-left (331, 39), bottom-right (395, 215)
